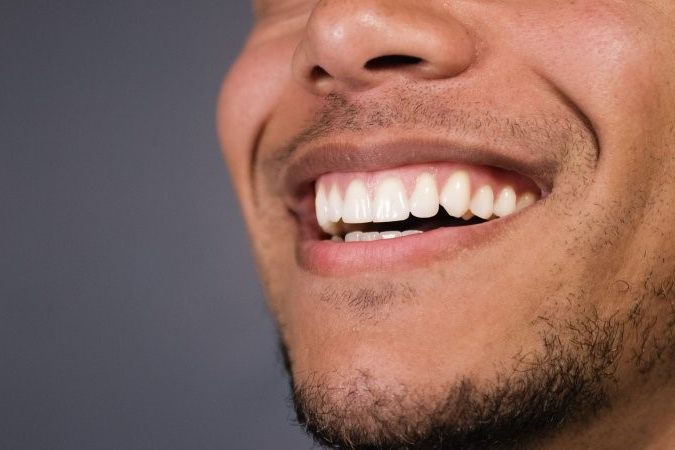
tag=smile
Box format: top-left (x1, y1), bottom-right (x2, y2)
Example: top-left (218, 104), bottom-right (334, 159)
top-left (315, 162), bottom-right (541, 242)
top-left (280, 137), bottom-right (555, 275)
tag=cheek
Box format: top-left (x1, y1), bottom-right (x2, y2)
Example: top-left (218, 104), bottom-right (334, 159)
top-left (507, 2), bottom-right (672, 135)
top-left (217, 35), bottom-right (298, 190)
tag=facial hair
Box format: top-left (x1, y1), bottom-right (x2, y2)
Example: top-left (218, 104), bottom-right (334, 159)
top-left (282, 279), bottom-right (674, 449)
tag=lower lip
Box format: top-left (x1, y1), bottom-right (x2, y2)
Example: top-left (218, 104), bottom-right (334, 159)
top-left (298, 214), bottom-right (519, 277)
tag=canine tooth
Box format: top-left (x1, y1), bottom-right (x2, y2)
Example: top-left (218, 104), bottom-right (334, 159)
top-left (327, 184), bottom-right (343, 222)
top-left (493, 186), bottom-right (517, 217)
top-left (516, 192), bottom-right (537, 212)
top-left (409, 173), bottom-right (439, 218)
top-left (373, 177), bottom-right (410, 222)
top-left (342, 179), bottom-right (372, 223)
top-left (441, 171), bottom-right (471, 218)
top-left (360, 232), bottom-right (381, 241)
top-left (402, 230), bottom-right (423, 236)
top-left (470, 185), bottom-right (494, 219)
top-left (380, 231), bottom-right (402, 240)
top-left (345, 231), bottom-right (362, 242)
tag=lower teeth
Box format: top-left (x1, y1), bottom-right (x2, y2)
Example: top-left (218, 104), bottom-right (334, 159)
top-left (338, 230), bottom-right (424, 243)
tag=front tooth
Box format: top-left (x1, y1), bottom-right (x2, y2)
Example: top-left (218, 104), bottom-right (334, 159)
top-left (470, 185), bottom-right (494, 219)
top-left (345, 231), bottom-right (362, 242)
top-left (315, 183), bottom-right (330, 230)
top-left (493, 186), bottom-right (517, 217)
top-left (327, 184), bottom-right (343, 222)
top-left (409, 173), bottom-right (439, 218)
top-left (516, 192), bottom-right (537, 211)
top-left (380, 231), bottom-right (402, 240)
top-left (342, 179), bottom-right (372, 223)
top-left (360, 232), bottom-right (381, 241)
top-left (373, 177), bottom-right (410, 222)
top-left (440, 171), bottom-right (471, 218)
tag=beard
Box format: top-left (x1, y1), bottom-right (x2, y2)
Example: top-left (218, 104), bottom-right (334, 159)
top-left (280, 275), bottom-right (675, 450)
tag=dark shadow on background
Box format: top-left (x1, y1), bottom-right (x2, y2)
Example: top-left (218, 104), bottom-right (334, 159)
top-left (0, 2), bottom-right (312, 448)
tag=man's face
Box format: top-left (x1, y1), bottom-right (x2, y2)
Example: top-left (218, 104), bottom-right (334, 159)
top-left (219, 0), bottom-right (675, 447)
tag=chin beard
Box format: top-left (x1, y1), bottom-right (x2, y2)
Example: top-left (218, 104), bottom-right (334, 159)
top-left (283, 325), bottom-right (616, 450)
top-left (280, 292), bottom-right (675, 450)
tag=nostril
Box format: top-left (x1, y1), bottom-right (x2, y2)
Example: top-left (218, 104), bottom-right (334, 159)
top-left (310, 65), bottom-right (330, 81)
top-left (364, 55), bottom-right (424, 71)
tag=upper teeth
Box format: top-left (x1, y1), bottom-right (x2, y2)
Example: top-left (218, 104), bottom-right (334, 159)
top-left (315, 169), bottom-right (540, 235)
top-left (409, 172), bottom-right (439, 219)
top-left (373, 177), bottom-right (410, 223)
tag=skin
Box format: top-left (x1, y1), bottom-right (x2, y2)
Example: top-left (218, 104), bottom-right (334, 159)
top-left (218, 0), bottom-right (675, 448)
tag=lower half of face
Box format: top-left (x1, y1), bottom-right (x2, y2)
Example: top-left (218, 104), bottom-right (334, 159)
top-left (220, 1), bottom-right (675, 447)
top-left (250, 125), bottom-right (675, 447)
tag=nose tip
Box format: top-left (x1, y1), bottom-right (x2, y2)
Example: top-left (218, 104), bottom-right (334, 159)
top-left (292, 1), bottom-right (476, 95)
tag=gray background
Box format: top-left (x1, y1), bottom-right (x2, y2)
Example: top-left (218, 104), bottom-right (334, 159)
top-left (1, 1), bottom-right (314, 449)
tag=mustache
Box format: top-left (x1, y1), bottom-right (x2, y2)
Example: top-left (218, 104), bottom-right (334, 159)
top-left (259, 85), bottom-right (598, 189)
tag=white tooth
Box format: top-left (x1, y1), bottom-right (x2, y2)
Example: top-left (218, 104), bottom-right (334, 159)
top-left (409, 173), bottom-right (439, 218)
top-left (373, 177), bottom-right (410, 222)
top-left (345, 231), bottom-right (362, 242)
top-left (440, 171), bottom-right (471, 218)
top-left (315, 183), bottom-right (331, 231)
top-left (331, 235), bottom-right (343, 242)
top-left (342, 179), bottom-right (372, 223)
top-left (360, 232), bottom-right (381, 241)
top-left (327, 184), bottom-right (343, 222)
top-left (380, 230), bottom-right (402, 240)
top-left (470, 185), bottom-right (494, 219)
top-left (516, 192), bottom-right (537, 211)
top-left (402, 229), bottom-right (423, 237)
top-left (493, 186), bottom-right (517, 217)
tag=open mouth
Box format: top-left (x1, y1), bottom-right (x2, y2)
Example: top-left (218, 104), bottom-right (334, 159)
top-left (314, 162), bottom-right (541, 242)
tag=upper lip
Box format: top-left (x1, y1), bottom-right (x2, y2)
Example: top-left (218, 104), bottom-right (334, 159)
top-left (279, 133), bottom-right (559, 214)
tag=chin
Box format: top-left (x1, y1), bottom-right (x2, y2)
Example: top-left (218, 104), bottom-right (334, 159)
top-left (280, 294), bottom-right (628, 449)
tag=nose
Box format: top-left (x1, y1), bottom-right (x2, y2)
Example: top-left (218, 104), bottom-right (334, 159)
top-left (292, 0), bottom-right (476, 95)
